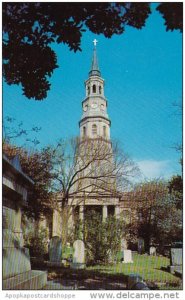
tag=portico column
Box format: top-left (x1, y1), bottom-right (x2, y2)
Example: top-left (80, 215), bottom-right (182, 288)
top-left (102, 205), bottom-right (108, 221)
top-left (79, 205), bottom-right (84, 221)
top-left (115, 205), bottom-right (120, 219)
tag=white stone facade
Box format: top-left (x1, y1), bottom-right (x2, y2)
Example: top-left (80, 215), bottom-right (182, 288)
top-left (79, 58), bottom-right (111, 140)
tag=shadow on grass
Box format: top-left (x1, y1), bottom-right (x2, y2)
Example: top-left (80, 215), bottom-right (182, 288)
top-left (31, 260), bottom-right (181, 290)
top-left (31, 260), bottom-right (128, 290)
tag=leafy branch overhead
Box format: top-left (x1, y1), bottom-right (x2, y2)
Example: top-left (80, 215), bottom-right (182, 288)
top-left (2, 2), bottom-right (182, 100)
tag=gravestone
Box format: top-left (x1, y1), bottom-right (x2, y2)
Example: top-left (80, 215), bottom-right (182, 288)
top-left (149, 246), bottom-right (156, 256)
top-left (127, 274), bottom-right (149, 290)
top-left (121, 250), bottom-right (133, 263)
top-left (138, 238), bottom-right (145, 254)
top-left (169, 248), bottom-right (182, 274)
top-left (49, 236), bottom-right (62, 262)
top-left (71, 240), bottom-right (85, 269)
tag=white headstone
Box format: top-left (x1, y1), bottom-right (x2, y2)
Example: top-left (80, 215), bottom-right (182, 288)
top-left (170, 248), bottom-right (182, 266)
top-left (73, 239), bottom-right (85, 264)
top-left (149, 246), bottom-right (156, 256)
top-left (122, 249), bottom-right (133, 263)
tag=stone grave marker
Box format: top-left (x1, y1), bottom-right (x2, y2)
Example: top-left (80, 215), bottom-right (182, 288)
top-left (149, 246), bottom-right (156, 256)
top-left (122, 250), bottom-right (133, 263)
top-left (138, 237), bottom-right (145, 254)
top-left (169, 248), bottom-right (182, 274)
top-left (71, 239), bottom-right (85, 269)
top-left (49, 236), bottom-right (62, 262)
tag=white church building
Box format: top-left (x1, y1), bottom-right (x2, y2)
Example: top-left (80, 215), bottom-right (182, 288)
top-left (50, 41), bottom-right (131, 236)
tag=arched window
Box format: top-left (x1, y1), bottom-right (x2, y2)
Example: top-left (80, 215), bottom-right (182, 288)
top-left (99, 86), bottom-right (102, 94)
top-left (83, 126), bottom-right (86, 137)
top-left (92, 84), bottom-right (96, 93)
top-left (87, 85), bottom-right (90, 95)
top-left (103, 126), bottom-right (107, 138)
top-left (92, 124), bottom-right (97, 135)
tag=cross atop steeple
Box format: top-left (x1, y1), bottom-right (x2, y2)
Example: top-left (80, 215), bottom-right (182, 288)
top-left (93, 39), bottom-right (98, 47)
top-left (89, 40), bottom-right (101, 77)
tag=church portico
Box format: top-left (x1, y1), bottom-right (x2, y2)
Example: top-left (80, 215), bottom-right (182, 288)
top-left (69, 201), bottom-right (120, 224)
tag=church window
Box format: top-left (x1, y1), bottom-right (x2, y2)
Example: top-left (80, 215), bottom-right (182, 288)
top-left (87, 85), bottom-right (90, 95)
top-left (103, 126), bottom-right (107, 138)
top-left (99, 86), bottom-right (102, 94)
top-left (92, 84), bottom-right (96, 93)
top-left (92, 124), bottom-right (97, 135)
top-left (83, 126), bottom-right (86, 137)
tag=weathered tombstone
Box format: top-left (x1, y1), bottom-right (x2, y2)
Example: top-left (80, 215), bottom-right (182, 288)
top-left (121, 250), bottom-right (133, 263)
top-left (127, 274), bottom-right (149, 290)
top-left (169, 248), bottom-right (182, 274)
top-left (149, 246), bottom-right (156, 256)
top-left (71, 240), bottom-right (85, 269)
top-left (49, 236), bottom-right (62, 262)
top-left (138, 238), bottom-right (145, 254)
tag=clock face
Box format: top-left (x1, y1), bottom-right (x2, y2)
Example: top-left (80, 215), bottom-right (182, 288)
top-left (91, 102), bottom-right (98, 109)
top-left (83, 104), bottom-right (88, 112)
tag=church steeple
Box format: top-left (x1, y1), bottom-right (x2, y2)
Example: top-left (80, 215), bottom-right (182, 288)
top-left (89, 39), bottom-right (101, 77)
top-left (79, 40), bottom-right (111, 140)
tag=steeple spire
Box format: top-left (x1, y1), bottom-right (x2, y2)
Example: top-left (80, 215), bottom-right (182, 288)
top-left (89, 39), bottom-right (101, 77)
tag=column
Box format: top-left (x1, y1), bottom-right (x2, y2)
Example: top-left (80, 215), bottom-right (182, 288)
top-left (115, 205), bottom-right (120, 219)
top-left (79, 205), bottom-right (84, 241)
top-left (79, 205), bottom-right (84, 221)
top-left (102, 205), bottom-right (108, 221)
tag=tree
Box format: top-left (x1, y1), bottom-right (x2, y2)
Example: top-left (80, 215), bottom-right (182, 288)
top-left (126, 179), bottom-right (182, 252)
top-left (126, 180), bottom-right (169, 250)
top-left (3, 115), bottom-right (41, 147)
top-left (3, 2), bottom-right (182, 100)
top-left (3, 142), bottom-right (55, 220)
top-left (49, 137), bottom-right (140, 244)
top-left (156, 3), bottom-right (183, 32)
top-left (168, 175), bottom-right (183, 210)
top-left (153, 194), bottom-right (182, 249)
top-left (171, 101), bottom-right (183, 171)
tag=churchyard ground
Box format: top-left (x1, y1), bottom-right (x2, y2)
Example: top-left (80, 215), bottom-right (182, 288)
top-left (32, 253), bottom-right (182, 290)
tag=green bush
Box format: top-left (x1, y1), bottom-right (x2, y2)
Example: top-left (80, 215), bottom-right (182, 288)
top-left (82, 210), bottom-right (125, 264)
top-left (24, 226), bottom-right (49, 258)
top-left (62, 245), bottom-right (74, 262)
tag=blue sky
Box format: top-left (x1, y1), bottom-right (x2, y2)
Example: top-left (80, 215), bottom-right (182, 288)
top-left (3, 3), bottom-right (182, 180)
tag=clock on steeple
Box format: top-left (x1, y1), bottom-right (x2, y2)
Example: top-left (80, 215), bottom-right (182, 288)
top-left (79, 40), bottom-right (111, 140)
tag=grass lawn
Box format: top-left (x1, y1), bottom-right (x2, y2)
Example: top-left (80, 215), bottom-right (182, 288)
top-left (33, 253), bottom-right (182, 290)
top-left (87, 254), bottom-right (182, 290)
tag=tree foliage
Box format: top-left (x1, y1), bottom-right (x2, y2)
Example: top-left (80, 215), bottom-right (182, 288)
top-left (3, 2), bottom-right (182, 100)
top-left (24, 225), bottom-right (49, 258)
top-left (168, 175), bottom-right (183, 210)
top-left (81, 210), bottom-right (125, 264)
top-left (126, 180), bottom-right (182, 252)
top-left (3, 142), bottom-right (54, 219)
top-left (157, 3), bottom-right (183, 32)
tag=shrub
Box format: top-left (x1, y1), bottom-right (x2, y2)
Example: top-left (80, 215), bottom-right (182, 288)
top-left (24, 226), bottom-right (49, 258)
top-left (82, 210), bottom-right (125, 264)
